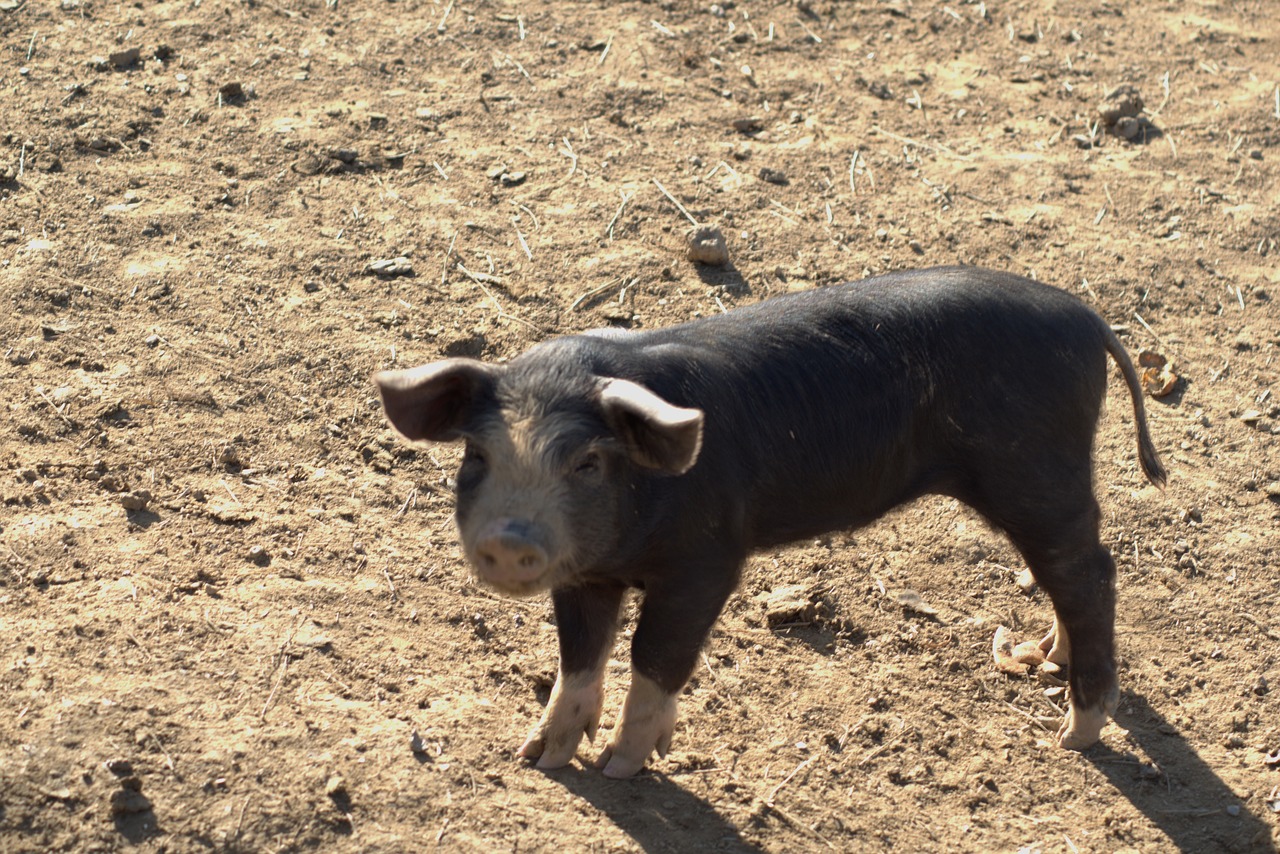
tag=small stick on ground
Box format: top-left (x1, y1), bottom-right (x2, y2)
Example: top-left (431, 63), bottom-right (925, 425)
top-left (872, 125), bottom-right (972, 160)
top-left (571, 276), bottom-right (625, 311)
top-left (652, 178), bottom-right (698, 226)
top-left (1132, 311), bottom-right (1162, 344)
top-left (849, 150), bottom-right (859, 194)
top-left (382, 567), bottom-right (397, 600)
top-left (764, 755), bottom-right (816, 806)
top-left (440, 230), bottom-right (458, 285)
top-left (606, 191), bottom-right (632, 240)
top-left (558, 136), bottom-right (578, 178)
top-left (512, 218), bottom-right (532, 260)
top-left (598, 34), bottom-right (613, 65)
top-left (436, 0), bottom-right (454, 33)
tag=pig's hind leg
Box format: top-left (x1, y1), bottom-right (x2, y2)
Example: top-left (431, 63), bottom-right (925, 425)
top-left (519, 583), bottom-right (626, 769)
top-left (1002, 502), bottom-right (1120, 751)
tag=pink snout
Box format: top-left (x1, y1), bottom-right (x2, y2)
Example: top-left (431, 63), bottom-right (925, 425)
top-left (470, 519), bottom-right (550, 589)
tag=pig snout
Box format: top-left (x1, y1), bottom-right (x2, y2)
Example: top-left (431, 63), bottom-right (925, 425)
top-left (470, 518), bottom-right (550, 589)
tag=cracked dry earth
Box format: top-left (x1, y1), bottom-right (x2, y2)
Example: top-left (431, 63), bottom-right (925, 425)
top-left (2, 0), bottom-right (1279, 851)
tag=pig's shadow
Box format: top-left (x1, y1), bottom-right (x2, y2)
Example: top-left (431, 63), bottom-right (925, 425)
top-left (548, 764), bottom-right (761, 853)
top-left (1084, 691), bottom-right (1274, 851)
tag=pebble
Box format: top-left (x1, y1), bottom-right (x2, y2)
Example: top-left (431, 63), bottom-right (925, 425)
top-left (366, 257), bottom-right (414, 277)
top-left (248, 545), bottom-right (269, 565)
top-left (325, 775), bottom-right (347, 797)
top-left (685, 225), bottom-right (729, 266)
top-left (1225, 804), bottom-right (1241, 817)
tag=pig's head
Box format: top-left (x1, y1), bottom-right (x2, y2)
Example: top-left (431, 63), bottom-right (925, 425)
top-left (374, 352), bottom-right (703, 596)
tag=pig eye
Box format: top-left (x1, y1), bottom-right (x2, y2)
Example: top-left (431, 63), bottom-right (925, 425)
top-left (573, 450), bottom-right (602, 475)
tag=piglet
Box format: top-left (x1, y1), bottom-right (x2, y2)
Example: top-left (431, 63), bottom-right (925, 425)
top-left (376, 266), bottom-right (1165, 778)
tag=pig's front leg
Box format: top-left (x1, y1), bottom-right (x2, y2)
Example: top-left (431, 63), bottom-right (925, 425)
top-left (519, 583), bottom-right (625, 769)
top-left (597, 569), bottom-right (737, 778)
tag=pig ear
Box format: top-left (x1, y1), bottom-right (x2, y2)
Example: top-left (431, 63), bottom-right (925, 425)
top-left (599, 378), bottom-right (704, 474)
top-left (374, 360), bottom-right (497, 442)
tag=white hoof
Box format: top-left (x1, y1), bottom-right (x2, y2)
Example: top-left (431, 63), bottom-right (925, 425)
top-left (595, 671), bottom-right (678, 779)
top-left (518, 667), bottom-right (605, 769)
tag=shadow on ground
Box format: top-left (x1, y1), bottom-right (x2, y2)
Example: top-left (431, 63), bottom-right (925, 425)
top-left (1089, 691), bottom-right (1276, 852)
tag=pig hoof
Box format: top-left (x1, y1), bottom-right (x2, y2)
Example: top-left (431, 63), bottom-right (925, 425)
top-left (518, 669), bottom-right (605, 769)
top-left (1056, 704), bottom-right (1107, 750)
top-left (595, 671), bottom-right (679, 779)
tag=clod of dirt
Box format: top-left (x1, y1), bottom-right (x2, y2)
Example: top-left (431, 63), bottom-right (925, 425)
top-left (119, 490), bottom-right (152, 511)
top-left (110, 788), bottom-right (151, 816)
top-left (218, 82), bottom-right (245, 101)
top-left (1098, 85), bottom-right (1144, 125)
top-left (1138, 350), bottom-right (1178, 397)
top-left (758, 167), bottom-right (789, 186)
top-left (1098, 85), bottom-right (1151, 142)
top-left (759, 584), bottom-right (827, 626)
top-left (109, 47), bottom-right (141, 69)
top-left (366, 257), bottom-right (414, 277)
top-left (732, 116), bottom-right (763, 134)
top-left (992, 626), bottom-right (1028, 675)
top-left (685, 225), bottom-right (729, 266)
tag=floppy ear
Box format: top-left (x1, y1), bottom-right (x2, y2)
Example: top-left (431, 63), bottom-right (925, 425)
top-left (599, 378), bottom-right (704, 474)
top-left (373, 360), bottom-right (497, 442)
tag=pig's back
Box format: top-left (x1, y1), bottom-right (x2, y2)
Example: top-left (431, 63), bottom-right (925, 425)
top-left (618, 267), bottom-right (1113, 548)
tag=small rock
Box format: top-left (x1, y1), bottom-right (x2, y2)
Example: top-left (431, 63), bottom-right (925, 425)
top-left (105, 758), bottom-right (134, 775)
top-left (499, 171), bottom-right (526, 187)
top-left (1112, 115), bottom-right (1142, 140)
top-left (218, 81), bottom-right (245, 101)
top-left (1225, 804), bottom-right (1241, 817)
top-left (247, 545), bottom-right (269, 566)
top-left (1015, 568), bottom-right (1038, 593)
top-left (144, 334), bottom-right (160, 347)
top-left (732, 116), bottom-right (763, 133)
top-left (1254, 675), bottom-right (1269, 696)
top-left (325, 775), bottom-right (347, 797)
top-left (685, 225), bottom-right (729, 266)
top-left (119, 490), bottom-right (152, 511)
top-left (366, 257), bottom-right (414, 277)
top-left (410, 730), bottom-right (429, 755)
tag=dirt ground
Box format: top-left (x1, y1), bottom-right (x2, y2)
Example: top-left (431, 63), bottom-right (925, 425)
top-left (2, 0), bottom-right (1278, 850)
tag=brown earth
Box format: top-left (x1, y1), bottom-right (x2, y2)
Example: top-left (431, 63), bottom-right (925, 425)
top-left (2, 0), bottom-right (1279, 850)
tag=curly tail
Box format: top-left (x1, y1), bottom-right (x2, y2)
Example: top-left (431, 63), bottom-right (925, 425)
top-left (1101, 324), bottom-right (1167, 488)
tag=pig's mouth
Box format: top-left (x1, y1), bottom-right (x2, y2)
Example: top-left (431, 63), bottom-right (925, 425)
top-left (465, 553), bottom-right (568, 597)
